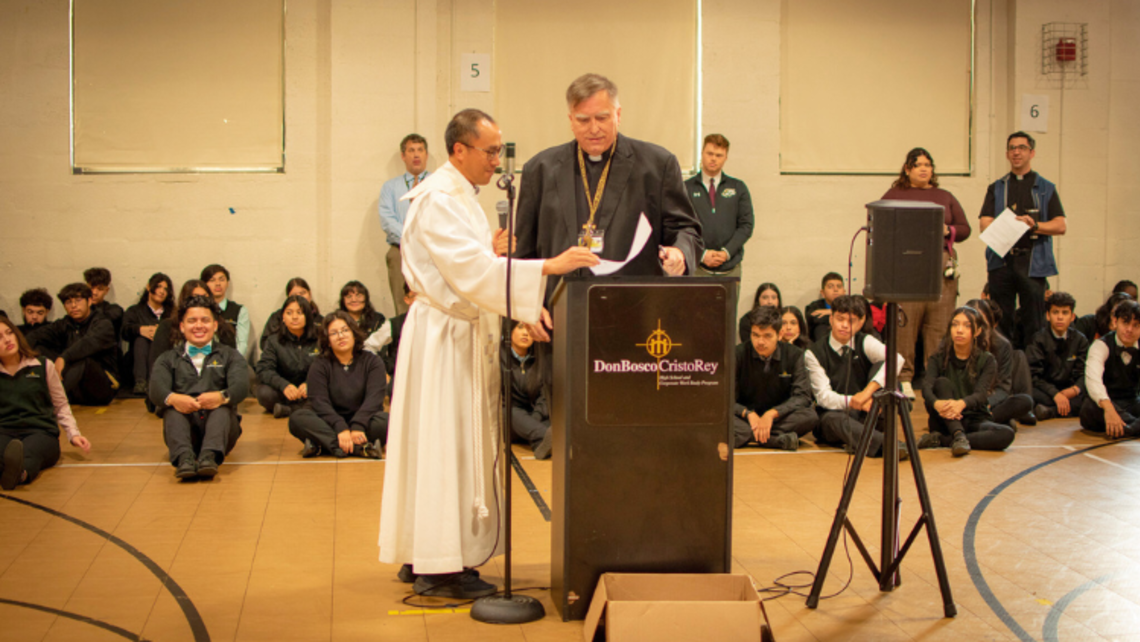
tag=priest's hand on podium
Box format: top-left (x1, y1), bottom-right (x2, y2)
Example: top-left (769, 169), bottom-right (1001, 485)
top-left (541, 247), bottom-right (599, 276)
top-left (659, 246), bottom-right (686, 276)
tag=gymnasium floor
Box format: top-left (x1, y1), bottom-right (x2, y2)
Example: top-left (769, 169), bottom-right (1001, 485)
top-left (1, 398), bottom-right (1138, 642)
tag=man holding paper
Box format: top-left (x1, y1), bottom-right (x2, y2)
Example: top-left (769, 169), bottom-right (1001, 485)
top-left (978, 131), bottom-right (1067, 348)
top-left (514, 72), bottom-right (703, 342)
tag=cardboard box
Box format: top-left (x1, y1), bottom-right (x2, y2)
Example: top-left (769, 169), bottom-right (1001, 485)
top-left (582, 573), bottom-right (770, 642)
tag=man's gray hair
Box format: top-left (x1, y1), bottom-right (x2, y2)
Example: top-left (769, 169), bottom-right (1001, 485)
top-left (445, 108), bottom-right (495, 156)
top-left (566, 73), bottom-right (620, 109)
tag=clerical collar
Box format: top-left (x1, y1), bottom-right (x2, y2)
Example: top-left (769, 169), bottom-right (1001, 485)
top-left (583, 146), bottom-right (612, 164)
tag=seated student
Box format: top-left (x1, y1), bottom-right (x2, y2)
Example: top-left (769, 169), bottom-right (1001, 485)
top-left (1113, 279), bottom-right (1139, 301)
top-left (1073, 292), bottom-right (1131, 342)
top-left (84, 267), bottom-right (124, 341)
top-left (966, 299), bottom-right (1034, 427)
top-left (339, 280), bottom-right (386, 335)
top-left (1079, 299), bottom-right (1140, 439)
top-left (778, 306), bottom-right (812, 350)
top-left (122, 273), bottom-right (175, 395)
top-left (26, 283), bottom-right (120, 406)
top-left (0, 317), bottom-right (91, 490)
top-left (1026, 292), bottom-right (1088, 420)
top-left (806, 272), bottom-right (846, 343)
top-left (737, 283), bottom-right (781, 345)
top-left (150, 280), bottom-right (236, 373)
top-left (18, 288), bottom-right (53, 335)
top-left (918, 307), bottom-right (1015, 456)
top-left (364, 285), bottom-right (416, 390)
top-left (734, 306), bottom-right (818, 451)
top-left (260, 278), bottom-right (321, 351)
top-left (852, 295), bottom-right (882, 342)
top-left (288, 311), bottom-right (387, 458)
top-left (502, 321), bottom-right (552, 459)
top-left (804, 295), bottom-right (906, 458)
top-left (255, 295), bottom-right (320, 418)
top-left (201, 264), bottom-right (251, 357)
top-left (149, 296), bottom-right (249, 480)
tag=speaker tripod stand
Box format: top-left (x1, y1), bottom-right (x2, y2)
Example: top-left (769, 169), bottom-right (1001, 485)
top-left (805, 302), bottom-right (956, 617)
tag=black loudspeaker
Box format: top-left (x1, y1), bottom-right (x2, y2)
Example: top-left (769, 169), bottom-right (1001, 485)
top-left (864, 199), bottom-right (944, 302)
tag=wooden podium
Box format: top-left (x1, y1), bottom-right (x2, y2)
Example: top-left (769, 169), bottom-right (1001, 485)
top-left (549, 276), bottom-right (737, 620)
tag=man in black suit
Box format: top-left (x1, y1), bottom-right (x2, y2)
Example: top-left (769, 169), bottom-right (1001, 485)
top-left (684, 133), bottom-right (754, 313)
top-left (514, 73), bottom-right (703, 341)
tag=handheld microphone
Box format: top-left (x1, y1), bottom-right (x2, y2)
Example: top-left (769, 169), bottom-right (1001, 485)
top-left (496, 200), bottom-right (510, 229)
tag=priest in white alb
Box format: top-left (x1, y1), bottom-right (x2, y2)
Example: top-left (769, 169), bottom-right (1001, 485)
top-left (378, 108), bottom-right (599, 599)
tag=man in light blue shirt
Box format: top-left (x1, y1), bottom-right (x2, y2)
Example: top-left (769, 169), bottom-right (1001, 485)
top-left (379, 134), bottom-right (429, 315)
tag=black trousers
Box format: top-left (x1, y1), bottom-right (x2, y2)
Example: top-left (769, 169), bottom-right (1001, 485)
top-left (816, 408), bottom-right (885, 456)
top-left (925, 378), bottom-right (1015, 451)
top-left (62, 358), bottom-right (117, 406)
top-left (1078, 396), bottom-right (1140, 433)
top-left (987, 252), bottom-right (1045, 349)
top-left (254, 384), bottom-right (309, 415)
top-left (131, 336), bottom-right (151, 386)
top-left (733, 407), bottom-right (818, 448)
top-left (0, 428), bottom-right (61, 483)
top-left (987, 390), bottom-right (1034, 424)
top-left (163, 407), bottom-right (242, 465)
top-left (1032, 388), bottom-right (1086, 414)
top-left (511, 406), bottom-right (550, 450)
top-left (287, 409), bottom-right (389, 455)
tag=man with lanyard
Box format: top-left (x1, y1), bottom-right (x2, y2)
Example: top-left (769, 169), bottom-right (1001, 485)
top-left (379, 133), bottom-right (429, 316)
top-left (979, 131), bottom-right (1067, 348)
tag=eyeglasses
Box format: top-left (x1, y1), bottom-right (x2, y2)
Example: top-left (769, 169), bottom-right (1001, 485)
top-left (1008, 145), bottom-right (1032, 152)
top-left (460, 141), bottom-right (504, 161)
top-left (328, 329), bottom-right (354, 338)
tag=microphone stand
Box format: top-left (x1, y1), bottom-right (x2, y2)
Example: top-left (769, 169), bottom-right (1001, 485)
top-left (471, 143), bottom-right (546, 624)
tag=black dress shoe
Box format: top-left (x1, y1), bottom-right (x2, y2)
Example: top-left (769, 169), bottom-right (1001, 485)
top-left (1018, 412), bottom-right (1038, 426)
top-left (413, 569), bottom-right (497, 599)
top-left (1034, 404), bottom-right (1056, 421)
top-left (174, 454), bottom-right (198, 480)
top-left (397, 564), bottom-right (417, 583)
top-left (197, 452), bottom-right (219, 478)
top-left (299, 439), bottom-right (321, 458)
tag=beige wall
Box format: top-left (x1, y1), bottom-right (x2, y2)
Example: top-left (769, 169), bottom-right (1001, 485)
top-left (2, 0), bottom-right (1136, 335)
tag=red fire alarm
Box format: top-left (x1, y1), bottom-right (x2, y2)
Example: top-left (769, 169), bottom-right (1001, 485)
top-left (1056, 38), bottom-right (1077, 62)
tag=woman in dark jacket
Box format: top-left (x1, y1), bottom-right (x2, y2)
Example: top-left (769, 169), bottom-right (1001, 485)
top-left (260, 277), bottom-right (321, 350)
top-left (122, 272), bottom-right (175, 395)
top-left (255, 295), bottom-right (319, 418)
top-left (503, 321), bottom-right (552, 460)
top-left (339, 280), bottom-right (386, 336)
top-left (287, 311), bottom-right (388, 458)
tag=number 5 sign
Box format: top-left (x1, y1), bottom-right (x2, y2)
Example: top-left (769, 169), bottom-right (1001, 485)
top-left (460, 54), bottom-right (491, 92)
top-left (1020, 94), bottom-right (1049, 133)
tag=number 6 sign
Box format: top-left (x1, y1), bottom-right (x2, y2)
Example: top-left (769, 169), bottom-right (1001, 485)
top-left (461, 54), bottom-right (491, 92)
top-left (1020, 94), bottom-right (1049, 133)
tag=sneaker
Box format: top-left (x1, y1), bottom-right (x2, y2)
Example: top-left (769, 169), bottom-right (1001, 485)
top-left (1, 440), bottom-right (25, 491)
top-left (918, 433), bottom-right (942, 449)
top-left (950, 432), bottom-right (971, 457)
top-left (299, 439), bottom-right (321, 458)
top-left (272, 403), bottom-right (291, 419)
top-left (197, 452), bottom-right (219, 478)
top-left (770, 432), bottom-right (799, 451)
top-left (533, 429), bottom-right (553, 460)
top-left (361, 439), bottom-right (383, 460)
top-left (132, 380), bottom-right (149, 396)
top-left (413, 569), bottom-right (497, 599)
top-left (900, 381), bottom-right (916, 400)
top-left (174, 454), bottom-right (198, 480)
top-left (397, 564), bottom-right (417, 583)
top-left (1034, 404), bottom-right (1056, 421)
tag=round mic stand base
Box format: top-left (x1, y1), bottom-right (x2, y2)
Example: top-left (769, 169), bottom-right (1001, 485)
top-left (470, 593), bottom-right (545, 624)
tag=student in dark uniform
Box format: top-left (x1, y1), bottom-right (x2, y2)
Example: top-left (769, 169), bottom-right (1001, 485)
top-left (149, 296), bottom-right (249, 480)
top-left (806, 272), bottom-right (846, 343)
top-left (121, 273), bottom-right (175, 395)
top-left (918, 307), bottom-right (1015, 456)
top-left (255, 295), bottom-right (320, 418)
top-left (1026, 292), bottom-right (1088, 421)
top-left (1073, 292), bottom-right (1131, 343)
top-left (779, 306), bottom-right (812, 350)
top-left (338, 280), bottom-right (386, 336)
top-left (26, 283), bottom-right (120, 406)
top-left (967, 299), bottom-right (1034, 428)
top-left (737, 283), bottom-right (781, 345)
top-left (733, 306), bottom-right (818, 451)
top-left (803, 295), bottom-right (905, 458)
top-left (201, 264), bottom-right (251, 357)
top-left (259, 277), bottom-right (321, 351)
top-left (0, 316), bottom-right (91, 490)
top-left (1079, 299), bottom-right (1140, 439)
top-left (502, 321), bottom-right (552, 459)
top-left (149, 280), bottom-right (236, 380)
top-left (84, 267), bottom-right (124, 341)
top-left (288, 311), bottom-right (387, 459)
top-left (17, 288), bottom-right (53, 335)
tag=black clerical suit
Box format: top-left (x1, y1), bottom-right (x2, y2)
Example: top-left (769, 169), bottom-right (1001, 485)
top-left (732, 341), bottom-right (817, 448)
top-left (1025, 328), bottom-right (1088, 412)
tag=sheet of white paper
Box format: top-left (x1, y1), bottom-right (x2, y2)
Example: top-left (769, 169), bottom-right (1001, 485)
top-left (590, 213), bottom-right (652, 276)
top-left (979, 207), bottom-right (1031, 258)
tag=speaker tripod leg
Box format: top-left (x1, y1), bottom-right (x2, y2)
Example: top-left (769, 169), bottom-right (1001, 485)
top-left (807, 399), bottom-right (884, 608)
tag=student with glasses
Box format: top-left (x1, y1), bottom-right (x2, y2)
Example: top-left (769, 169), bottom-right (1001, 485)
top-left (978, 131), bottom-right (1067, 349)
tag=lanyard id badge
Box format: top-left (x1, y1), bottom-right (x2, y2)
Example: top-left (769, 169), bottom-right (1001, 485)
top-left (578, 225), bottom-right (605, 254)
